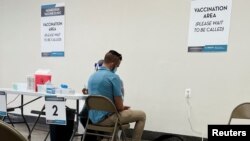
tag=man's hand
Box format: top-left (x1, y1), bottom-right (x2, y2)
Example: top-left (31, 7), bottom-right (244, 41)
top-left (82, 88), bottom-right (88, 95)
top-left (124, 106), bottom-right (130, 110)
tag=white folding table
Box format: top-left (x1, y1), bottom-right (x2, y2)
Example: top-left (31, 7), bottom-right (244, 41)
top-left (0, 88), bottom-right (87, 141)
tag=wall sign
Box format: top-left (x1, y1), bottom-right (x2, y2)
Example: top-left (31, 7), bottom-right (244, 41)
top-left (41, 3), bottom-right (65, 57)
top-left (188, 0), bottom-right (232, 52)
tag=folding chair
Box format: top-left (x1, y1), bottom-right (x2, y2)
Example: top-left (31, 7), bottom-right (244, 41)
top-left (0, 120), bottom-right (28, 141)
top-left (228, 102), bottom-right (250, 124)
top-left (82, 95), bottom-right (129, 141)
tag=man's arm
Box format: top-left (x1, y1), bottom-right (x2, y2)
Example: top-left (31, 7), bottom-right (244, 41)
top-left (114, 96), bottom-right (124, 112)
top-left (114, 96), bottom-right (130, 111)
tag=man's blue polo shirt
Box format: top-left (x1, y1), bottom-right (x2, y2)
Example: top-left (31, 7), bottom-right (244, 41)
top-left (88, 66), bottom-right (122, 124)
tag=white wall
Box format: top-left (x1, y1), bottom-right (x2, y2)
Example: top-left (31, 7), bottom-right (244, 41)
top-left (1, 0), bottom-right (250, 138)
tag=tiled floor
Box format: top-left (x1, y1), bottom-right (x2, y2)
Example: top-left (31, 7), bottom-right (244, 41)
top-left (13, 123), bottom-right (83, 141)
top-left (5, 122), bottom-right (207, 141)
top-left (13, 123), bottom-right (150, 141)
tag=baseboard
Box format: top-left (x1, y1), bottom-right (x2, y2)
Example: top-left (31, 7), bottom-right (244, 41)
top-left (3, 113), bottom-right (207, 141)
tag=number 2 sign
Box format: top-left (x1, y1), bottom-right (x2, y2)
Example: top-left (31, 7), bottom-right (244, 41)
top-left (45, 96), bottom-right (66, 125)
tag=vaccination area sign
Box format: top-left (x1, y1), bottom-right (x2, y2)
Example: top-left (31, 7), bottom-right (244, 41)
top-left (41, 3), bottom-right (65, 57)
top-left (188, 0), bottom-right (232, 52)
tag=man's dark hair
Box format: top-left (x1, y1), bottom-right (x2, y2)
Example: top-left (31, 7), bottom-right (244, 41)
top-left (108, 50), bottom-right (122, 61)
top-left (104, 50), bottom-right (122, 64)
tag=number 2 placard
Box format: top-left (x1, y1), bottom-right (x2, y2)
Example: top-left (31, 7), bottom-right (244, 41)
top-left (45, 96), bottom-right (66, 125)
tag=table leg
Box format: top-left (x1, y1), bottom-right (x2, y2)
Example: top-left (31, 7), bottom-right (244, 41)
top-left (29, 105), bottom-right (45, 138)
top-left (70, 100), bottom-right (79, 141)
top-left (21, 95), bottom-right (31, 139)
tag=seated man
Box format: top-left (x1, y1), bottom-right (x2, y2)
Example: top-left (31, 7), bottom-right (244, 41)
top-left (80, 58), bottom-right (126, 141)
top-left (80, 59), bottom-right (104, 141)
top-left (88, 50), bottom-right (146, 141)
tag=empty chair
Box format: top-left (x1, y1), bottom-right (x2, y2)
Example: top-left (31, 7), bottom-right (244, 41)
top-left (228, 102), bottom-right (250, 124)
top-left (82, 95), bottom-right (129, 141)
top-left (0, 120), bottom-right (28, 141)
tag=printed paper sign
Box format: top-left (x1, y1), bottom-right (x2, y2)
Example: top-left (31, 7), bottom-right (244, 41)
top-left (41, 3), bottom-right (65, 57)
top-left (45, 96), bottom-right (66, 125)
top-left (188, 0), bottom-right (232, 52)
top-left (0, 91), bottom-right (7, 116)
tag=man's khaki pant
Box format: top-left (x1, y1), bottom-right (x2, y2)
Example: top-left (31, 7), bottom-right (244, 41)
top-left (98, 109), bottom-right (146, 141)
